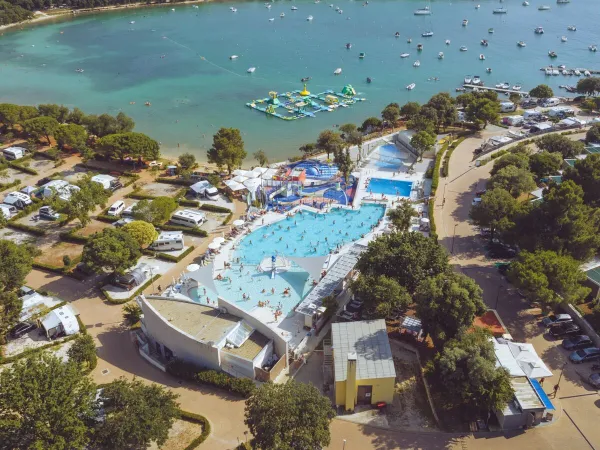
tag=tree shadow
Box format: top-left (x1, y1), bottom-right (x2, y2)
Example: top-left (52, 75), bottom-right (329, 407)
top-left (353, 423), bottom-right (464, 450)
top-left (441, 235), bottom-right (490, 261)
top-left (447, 177), bottom-right (488, 224)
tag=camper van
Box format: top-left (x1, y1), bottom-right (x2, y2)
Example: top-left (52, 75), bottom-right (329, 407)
top-left (2, 146), bottom-right (25, 161)
top-left (3, 192), bottom-right (32, 209)
top-left (170, 210), bottom-right (206, 228)
top-left (499, 102), bottom-right (516, 113)
top-left (107, 200), bottom-right (126, 216)
top-left (190, 180), bottom-right (219, 200)
top-left (541, 97), bottom-right (560, 108)
top-left (149, 231), bottom-right (184, 251)
top-left (91, 174), bottom-right (122, 191)
top-left (0, 204), bottom-right (17, 219)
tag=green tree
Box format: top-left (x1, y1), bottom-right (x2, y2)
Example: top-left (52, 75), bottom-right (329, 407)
top-left (358, 116), bottom-right (382, 133)
top-left (466, 97), bottom-right (500, 129)
top-left (427, 328), bottom-right (514, 421)
top-left (586, 124), bottom-right (600, 144)
top-left (55, 176), bottom-right (109, 226)
top-left (509, 92), bottom-right (522, 105)
top-left (0, 239), bottom-right (33, 292)
top-left (415, 272), bottom-right (486, 346)
top-left (245, 380), bottom-right (335, 450)
top-left (178, 152), bottom-right (196, 170)
top-left (122, 220), bottom-right (158, 247)
top-left (575, 77), bottom-right (600, 96)
top-left (67, 107), bottom-right (87, 125)
top-left (529, 151), bottom-right (563, 179)
top-left (85, 112), bottom-right (135, 137)
top-left (387, 198), bottom-right (416, 232)
top-left (334, 147), bottom-right (354, 185)
top-left (0, 291), bottom-right (22, 344)
top-left (19, 105), bottom-right (40, 122)
top-left (94, 377), bottom-right (179, 450)
top-left (410, 130), bottom-right (436, 161)
top-left (400, 101), bottom-right (421, 119)
top-left (487, 165), bottom-right (536, 198)
top-left (97, 132), bottom-right (160, 161)
top-left (54, 123), bottom-right (88, 151)
top-left (22, 116), bottom-right (59, 145)
top-left (0, 103), bottom-right (22, 130)
top-left (529, 84), bottom-right (554, 99)
top-left (82, 228), bottom-right (141, 274)
top-left (123, 302), bottom-right (142, 325)
top-left (253, 149), bottom-right (269, 166)
top-left (207, 127), bottom-right (247, 174)
top-left (381, 103), bottom-right (401, 128)
top-left (537, 133), bottom-right (584, 158)
top-left (316, 130), bottom-right (344, 159)
top-left (339, 123), bottom-right (358, 135)
top-left (0, 2), bottom-right (33, 26)
top-left (207, 173), bottom-right (221, 188)
top-left (0, 353), bottom-right (96, 449)
top-left (299, 142), bottom-right (316, 157)
top-left (563, 153), bottom-right (600, 206)
top-left (37, 104), bottom-right (70, 123)
top-left (406, 115), bottom-right (436, 135)
top-left (490, 152), bottom-right (530, 176)
top-left (508, 250), bottom-right (590, 310)
top-left (350, 274), bottom-right (411, 318)
top-left (132, 197), bottom-right (178, 224)
top-left (356, 232), bottom-right (449, 294)
top-left (68, 334), bottom-right (97, 370)
top-left (425, 92), bottom-right (457, 131)
top-left (469, 188), bottom-right (519, 240)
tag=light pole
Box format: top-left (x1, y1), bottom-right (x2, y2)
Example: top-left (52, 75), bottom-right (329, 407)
top-left (451, 223), bottom-right (458, 254)
top-left (495, 284), bottom-right (505, 310)
top-left (343, 439), bottom-right (347, 450)
top-left (553, 362), bottom-right (568, 398)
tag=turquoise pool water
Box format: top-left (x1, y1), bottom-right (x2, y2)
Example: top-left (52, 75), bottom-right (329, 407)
top-left (192, 204), bottom-right (385, 313)
top-left (371, 144), bottom-right (405, 171)
top-left (367, 178), bottom-right (413, 196)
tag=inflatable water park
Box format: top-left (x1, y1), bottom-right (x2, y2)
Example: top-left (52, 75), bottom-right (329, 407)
top-left (246, 84), bottom-right (366, 120)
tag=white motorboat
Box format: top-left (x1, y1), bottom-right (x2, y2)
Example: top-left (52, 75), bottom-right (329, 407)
top-left (460, 46), bottom-right (468, 51)
top-left (422, 31), bottom-right (434, 37)
top-left (192, 5), bottom-right (198, 8)
top-left (534, 26), bottom-right (544, 34)
top-left (413, 60), bottom-right (421, 67)
top-left (479, 54), bottom-right (485, 60)
top-left (171, 8), bottom-right (175, 11)
top-left (512, 85), bottom-right (522, 90)
top-left (247, 67), bottom-right (256, 73)
top-left (522, 1), bottom-right (529, 5)
top-left (561, 36), bottom-right (567, 42)
top-left (445, 39), bottom-right (451, 45)
top-left (462, 19), bottom-right (468, 26)
top-left (395, 32), bottom-right (400, 38)
top-left (291, 6), bottom-right (298, 10)
top-left (417, 43), bottom-right (423, 51)
top-left (329, 3), bottom-right (334, 7)
top-left (414, 6), bottom-right (431, 15)
top-left (538, 5), bottom-right (550, 10)
top-left (230, 55), bottom-right (239, 60)
top-left (75, 68), bottom-right (84, 73)
top-left (266, 4), bottom-right (272, 8)
top-left (400, 53), bottom-right (410, 58)
top-left (517, 41), bottom-right (526, 47)
top-left (574, 69), bottom-right (581, 76)
top-left (475, 4), bottom-right (480, 9)
top-left (438, 52), bottom-right (444, 59)
top-left (338, 9), bottom-right (343, 14)
top-left (486, 67), bottom-right (492, 73)
top-left (334, 67), bottom-right (342, 75)
top-left (557, 0), bottom-right (569, 3)
top-left (280, 12), bottom-right (285, 17)
top-left (584, 70), bottom-right (591, 76)
top-left (407, 38), bottom-right (413, 43)
top-left (552, 69), bottom-right (560, 76)
top-left (307, 15), bottom-right (313, 21)
top-left (545, 68), bottom-right (552, 75)
top-left (464, 76), bottom-right (472, 84)
top-left (496, 82), bottom-right (510, 89)
top-left (269, 18), bottom-right (275, 21)
top-left (548, 50), bottom-right (558, 58)
top-left (231, 7), bottom-right (237, 12)
top-left (567, 25), bottom-right (576, 31)
top-left (345, 43), bottom-right (352, 49)
top-left (590, 45), bottom-right (598, 52)
top-left (472, 76), bottom-right (482, 85)
top-left (406, 83), bottom-right (416, 90)
top-left (488, 28), bottom-right (494, 34)
top-left (129, 21), bottom-right (135, 24)
top-left (493, 7), bottom-right (507, 13)
top-left (481, 39), bottom-right (489, 47)
top-left (335, 6), bottom-right (340, 10)
top-left (562, 69), bottom-right (568, 75)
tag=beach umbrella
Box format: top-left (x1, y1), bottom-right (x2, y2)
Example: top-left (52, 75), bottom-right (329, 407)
top-left (186, 264), bottom-right (200, 272)
top-left (213, 237), bottom-right (225, 245)
top-left (208, 242), bottom-right (221, 250)
top-left (233, 219), bottom-right (245, 227)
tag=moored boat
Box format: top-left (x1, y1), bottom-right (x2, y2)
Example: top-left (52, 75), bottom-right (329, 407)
top-left (414, 6), bottom-right (431, 15)
top-left (488, 28), bottom-right (494, 34)
top-left (359, 52), bottom-right (366, 59)
top-left (493, 7), bottom-right (507, 13)
top-left (517, 41), bottom-right (526, 47)
top-left (247, 67), bottom-right (256, 73)
top-left (334, 67), bottom-right (342, 75)
top-left (400, 53), bottom-right (410, 58)
top-left (230, 55), bottom-right (239, 60)
top-left (590, 45), bottom-right (598, 52)
top-left (479, 54), bottom-right (485, 60)
top-left (534, 26), bottom-right (544, 34)
top-left (538, 5), bottom-right (550, 10)
top-left (307, 15), bottom-right (313, 21)
top-left (460, 46), bottom-right (468, 51)
top-left (417, 43), bottom-right (423, 51)
top-left (413, 60), bottom-right (421, 67)
top-left (438, 52), bottom-right (444, 59)
top-left (422, 31), bottom-right (434, 37)
top-left (486, 67), bottom-right (492, 73)
top-left (567, 25), bottom-right (576, 31)
top-left (462, 19), bottom-right (468, 26)
top-left (548, 50), bottom-right (557, 58)
top-left (464, 75), bottom-right (472, 83)
top-left (561, 36), bottom-right (567, 42)
top-left (406, 83), bottom-right (416, 90)
top-left (481, 39), bottom-right (488, 46)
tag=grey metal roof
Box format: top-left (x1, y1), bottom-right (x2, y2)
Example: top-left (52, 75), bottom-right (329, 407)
top-left (331, 319), bottom-right (396, 382)
top-left (295, 246), bottom-right (363, 316)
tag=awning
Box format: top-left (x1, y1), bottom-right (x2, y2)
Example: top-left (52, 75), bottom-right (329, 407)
top-left (287, 255), bottom-right (330, 281)
top-left (185, 262), bottom-right (218, 295)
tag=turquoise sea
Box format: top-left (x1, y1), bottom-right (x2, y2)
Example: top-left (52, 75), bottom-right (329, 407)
top-left (0, 0), bottom-right (598, 161)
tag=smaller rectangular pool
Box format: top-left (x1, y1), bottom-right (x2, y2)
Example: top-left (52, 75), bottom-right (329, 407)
top-left (367, 178), bottom-right (413, 197)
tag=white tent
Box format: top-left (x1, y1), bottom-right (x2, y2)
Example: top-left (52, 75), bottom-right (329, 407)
top-left (252, 167), bottom-right (268, 176)
top-left (213, 237), bottom-right (225, 245)
top-left (261, 168), bottom-right (278, 180)
top-left (233, 175), bottom-right (248, 183)
top-left (243, 178), bottom-right (262, 192)
top-left (208, 242), bottom-right (221, 250)
top-left (232, 169), bottom-right (246, 177)
top-left (224, 180), bottom-right (246, 191)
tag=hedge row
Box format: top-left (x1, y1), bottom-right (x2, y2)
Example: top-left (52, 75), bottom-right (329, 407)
top-left (102, 274), bottom-right (161, 305)
top-left (33, 150), bottom-right (60, 161)
top-left (156, 177), bottom-right (193, 186)
top-left (126, 191), bottom-right (156, 201)
top-left (160, 224), bottom-right (208, 237)
top-left (178, 198), bottom-right (200, 207)
top-left (178, 410), bottom-right (211, 450)
top-left (96, 214), bottom-right (117, 223)
top-left (0, 333), bottom-right (79, 365)
top-left (222, 212), bottom-right (233, 226)
top-left (431, 141), bottom-right (450, 195)
top-left (428, 198), bottom-right (437, 241)
top-left (59, 228), bottom-right (89, 244)
top-left (440, 137), bottom-right (466, 178)
top-left (200, 204), bottom-right (232, 214)
top-left (0, 179), bottom-right (21, 193)
top-left (8, 161), bottom-right (38, 175)
top-left (32, 255), bottom-right (82, 276)
top-left (9, 197), bottom-right (45, 222)
top-left (156, 245), bottom-right (195, 263)
top-left (7, 222), bottom-right (47, 236)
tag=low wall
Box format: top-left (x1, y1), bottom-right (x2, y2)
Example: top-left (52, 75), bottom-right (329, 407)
top-left (563, 303), bottom-right (600, 348)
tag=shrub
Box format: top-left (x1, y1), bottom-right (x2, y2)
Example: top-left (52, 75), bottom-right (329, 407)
top-left (178, 410), bottom-right (211, 450)
top-left (156, 177), bottom-right (193, 186)
top-left (199, 204), bottom-right (232, 213)
top-left (156, 245), bottom-right (195, 262)
top-left (63, 255), bottom-right (71, 267)
top-left (194, 370), bottom-right (256, 398)
top-left (160, 224), bottom-right (208, 237)
top-left (222, 212), bottom-right (233, 225)
top-left (6, 222), bottom-right (46, 236)
top-left (178, 198), bottom-right (200, 207)
top-left (166, 358), bottom-right (203, 380)
top-left (0, 179), bottom-right (21, 193)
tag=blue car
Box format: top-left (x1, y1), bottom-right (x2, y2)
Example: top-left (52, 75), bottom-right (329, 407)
top-left (562, 335), bottom-right (593, 351)
top-left (569, 347), bottom-right (600, 364)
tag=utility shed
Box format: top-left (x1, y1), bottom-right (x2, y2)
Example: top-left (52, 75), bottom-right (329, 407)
top-left (332, 320), bottom-right (396, 411)
top-left (496, 377), bottom-right (547, 430)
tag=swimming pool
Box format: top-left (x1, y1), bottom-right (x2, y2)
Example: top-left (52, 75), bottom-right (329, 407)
top-left (367, 178), bottom-right (413, 197)
top-left (371, 144), bottom-right (405, 171)
top-left (191, 204), bottom-right (385, 314)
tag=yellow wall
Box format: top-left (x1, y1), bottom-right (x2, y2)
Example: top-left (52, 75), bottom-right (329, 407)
top-left (335, 376), bottom-right (395, 408)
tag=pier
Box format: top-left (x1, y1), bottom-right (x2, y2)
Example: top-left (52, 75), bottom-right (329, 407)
top-left (539, 66), bottom-right (600, 75)
top-left (462, 84), bottom-right (529, 95)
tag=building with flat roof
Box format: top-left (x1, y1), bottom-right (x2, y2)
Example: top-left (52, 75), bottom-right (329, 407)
top-left (138, 296), bottom-right (286, 380)
top-left (332, 319), bottom-right (396, 411)
top-left (496, 377), bottom-right (549, 430)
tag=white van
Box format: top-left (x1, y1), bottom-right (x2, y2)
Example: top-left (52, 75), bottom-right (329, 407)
top-left (149, 231), bottom-right (184, 251)
top-left (500, 102), bottom-right (516, 113)
top-left (0, 204), bottom-right (18, 219)
top-left (170, 209), bottom-right (206, 228)
top-left (2, 146), bottom-right (25, 160)
top-left (3, 192), bottom-right (33, 209)
top-left (541, 97), bottom-right (560, 107)
top-left (107, 200), bottom-right (125, 216)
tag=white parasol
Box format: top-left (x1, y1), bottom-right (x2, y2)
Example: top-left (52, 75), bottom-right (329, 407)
top-left (208, 242), bottom-right (221, 250)
top-left (186, 264), bottom-right (200, 272)
top-left (232, 219), bottom-right (245, 227)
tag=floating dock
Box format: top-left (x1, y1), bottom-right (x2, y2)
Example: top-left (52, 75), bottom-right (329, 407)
top-left (462, 84), bottom-right (529, 95)
top-left (539, 66), bottom-right (600, 75)
top-left (246, 85), bottom-right (366, 121)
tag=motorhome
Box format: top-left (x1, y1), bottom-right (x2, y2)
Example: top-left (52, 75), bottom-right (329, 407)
top-left (0, 204), bottom-right (17, 219)
top-left (541, 97), bottom-right (560, 107)
top-left (91, 174), bottom-right (122, 191)
top-left (2, 146), bottom-right (25, 160)
top-left (149, 231), bottom-right (184, 251)
top-left (500, 102), bottom-right (516, 113)
top-left (3, 191), bottom-right (33, 209)
top-left (189, 180), bottom-right (219, 200)
top-left (170, 210), bottom-right (206, 228)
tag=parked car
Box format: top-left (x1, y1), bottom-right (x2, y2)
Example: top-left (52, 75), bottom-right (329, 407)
top-left (74, 262), bottom-right (95, 276)
top-left (38, 206), bottom-right (60, 221)
top-left (569, 347), bottom-right (600, 364)
top-left (112, 218), bottom-right (134, 228)
top-left (562, 335), bottom-right (594, 350)
top-left (487, 243), bottom-right (517, 259)
top-left (542, 313), bottom-right (572, 327)
top-left (10, 322), bottom-right (37, 339)
top-left (549, 322), bottom-right (581, 338)
top-left (472, 197), bottom-right (482, 207)
top-left (586, 373), bottom-right (600, 389)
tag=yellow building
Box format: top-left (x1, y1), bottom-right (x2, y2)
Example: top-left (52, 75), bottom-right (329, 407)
top-left (332, 320), bottom-right (396, 412)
